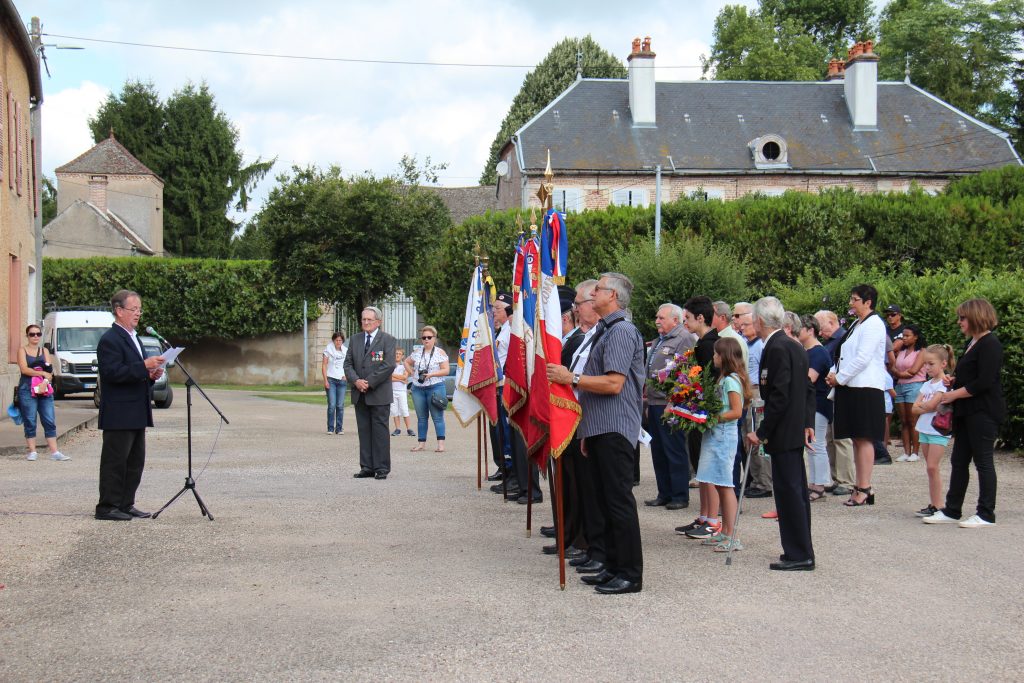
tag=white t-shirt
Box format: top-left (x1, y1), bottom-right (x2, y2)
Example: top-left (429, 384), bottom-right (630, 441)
top-left (915, 378), bottom-right (947, 436)
top-left (883, 373), bottom-right (894, 414)
top-left (408, 346), bottom-right (449, 387)
top-left (323, 342), bottom-right (347, 380)
top-left (392, 363), bottom-right (408, 391)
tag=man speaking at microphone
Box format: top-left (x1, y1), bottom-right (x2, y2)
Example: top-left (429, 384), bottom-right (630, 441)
top-left (95, 290), bottom-right (165, 521)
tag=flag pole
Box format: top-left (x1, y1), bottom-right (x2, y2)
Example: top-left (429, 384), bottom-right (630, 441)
top-left (476, 414), bottom-right (482, 490)
top-left (556, 455), bottom-right (565, 590)
top-left (481, 254), bottom-right (492, 485)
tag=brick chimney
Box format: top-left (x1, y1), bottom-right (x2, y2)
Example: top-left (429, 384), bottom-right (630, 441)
top-left (844, 40), bottom-right (878, 131)
top-left (88, 174), bottom-right (109, 213)
top-left (627, 36), bottom-right (656, 127)
top-left (826, 59), bottom-right (845, 81)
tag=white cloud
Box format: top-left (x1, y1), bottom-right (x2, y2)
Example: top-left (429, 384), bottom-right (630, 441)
top-left (40, 81), bottom-right (109, 178)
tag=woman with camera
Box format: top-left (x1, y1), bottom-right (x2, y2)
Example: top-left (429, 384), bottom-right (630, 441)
top-left (17, 324), bottom-right (69, 461)
top-left (404, 326), bottom-right (450, 452)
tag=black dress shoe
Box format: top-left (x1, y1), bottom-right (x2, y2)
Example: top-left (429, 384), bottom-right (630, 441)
top-left (516, 494), bottom-right (542, 505)
top-left (540, 526), bottom-right (555, 538)
top-left (95, 509), bottom-right (132, 521)
top-left (486, 471), bottom-right (504, 482)
top-left (875, 455), bottom-right (893, 465)
top-left (123, 506), bottom-right (151, 518)
top-left (374, 472), bottom-right (388, 480)
top-left (568, 554), bottom-right (591, 567)
top-left (644, 497), bottom-right (668, 507)
top-left (665, 500), bottom-right (689, 510)
top-left (769, 558), bottom-right (815, 571)
top-left (575, 559), bottom-right (606, 574)
top-left (746, 488), bottom-right (773, 498)
top-left (566, 546), bottom-right (586, 558)
top-left (581, 569), bottom-right (615, 585)
top-left (543, 544), bottom-right (571, 555)
top-left (354, 470), bottom-right (375, 478)
top-left (595, 576), bottom-right (642, 594)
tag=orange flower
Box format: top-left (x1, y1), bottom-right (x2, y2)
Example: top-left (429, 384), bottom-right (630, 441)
top-left (688, 365), bottom-right (702, 379)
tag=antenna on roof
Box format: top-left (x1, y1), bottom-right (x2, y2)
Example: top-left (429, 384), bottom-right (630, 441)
top-left (576, 49), bottom-right (583, 80)
top-left (904, 53), bottom-right (911, 84)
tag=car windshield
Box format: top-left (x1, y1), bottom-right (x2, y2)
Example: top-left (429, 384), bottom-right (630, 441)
top-left (140, 341), bottom-right (162, 359)
top-left (56, 327), bottom-right (106, 352)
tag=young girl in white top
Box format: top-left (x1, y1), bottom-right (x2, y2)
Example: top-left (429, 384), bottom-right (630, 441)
top-left (911, 344), bottom-right (955, 517)
top-left (390, 348), bottom-right (414, 436)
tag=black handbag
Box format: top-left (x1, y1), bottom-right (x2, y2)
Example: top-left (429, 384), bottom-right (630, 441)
top-left (430, 392), bottom-right (448, 410)
top-left (12, 385), bottom-right (19, 409)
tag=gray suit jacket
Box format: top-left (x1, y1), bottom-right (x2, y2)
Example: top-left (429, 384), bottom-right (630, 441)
top-left (344, 330), bottom-right (397, 406)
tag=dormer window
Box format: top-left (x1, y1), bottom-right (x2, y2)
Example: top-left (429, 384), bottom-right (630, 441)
top-left (750, 134), bottom-right (789, 169)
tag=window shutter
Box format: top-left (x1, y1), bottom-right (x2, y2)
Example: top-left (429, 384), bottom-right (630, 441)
top-left (15, 100), bottom-right (22, 196)
top-left (7, 91), bottom-right (13, 190)
top-left (0, 77), bottom-right (4, 184)
top-left (612, 188), bottom-right (648, 207)
top-left (553, 187), bottom-right (583, 213)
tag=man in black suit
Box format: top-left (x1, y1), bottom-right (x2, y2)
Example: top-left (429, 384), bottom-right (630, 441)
top-left (95, 290), bottom-right (165, 521)
top-left (747, 296), bottom-right (817, 570)
top-left (345, 306), bottom-right (397, 480)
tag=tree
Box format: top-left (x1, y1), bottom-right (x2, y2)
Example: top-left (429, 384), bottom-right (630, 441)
top-left (398, 153), bottom-right (449, 185)
top-left (479, 36), bottom-right (626, 185)
top-left (87, 80), bottom-right (274, 258)
top-left (703, 1), bottom-right (875, 81)
top-left (877, 0), bottom-right (1024, 129)
top-left (41, 176), bottom-right (57, 225)
top-left (257, 165), bottom-right (451, 316)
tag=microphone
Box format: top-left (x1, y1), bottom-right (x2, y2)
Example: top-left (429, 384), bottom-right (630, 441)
top-left (145, 326), bottom-right (170, 346)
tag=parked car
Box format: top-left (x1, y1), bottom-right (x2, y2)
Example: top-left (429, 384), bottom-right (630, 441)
top-left (42, 309), bottom-right (115, 399)
top-left (443, 365), bottom-right (457, 401)
top-left (93, 335), bottom-right (174, 409)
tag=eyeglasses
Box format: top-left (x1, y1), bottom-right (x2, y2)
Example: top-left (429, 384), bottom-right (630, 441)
top-left (120, 306), bottom-right (143, 314)
top-left (360, 317), bottom-right (377, 322)
top-left (849, 296), bottom-right (863, 303)
top-left (593, 285), bottom-right (613, 293)
top-left (421, 335), bottom-right (434, 340)
top-left (27, 332), bottom-right (42, 337)
top-left (573, 298), bottom-right (593, 307)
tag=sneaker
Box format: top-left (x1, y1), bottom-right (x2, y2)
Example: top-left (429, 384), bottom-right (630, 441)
top-left (923, 510), bottom-right (959, 524)
top-left (50, 451), bottom-right (71, 461)
top-left (338, 429), bottom-right (345, 435)
top-left (407, 430), bottom-right (415, 437)
top-left (907, 453), bottom-right (920, 462)
top-left (26, 451), bottom-right (37, 461)
top-left (714, 536), bottom-right (744, 552)
top-left (675, 518), bottom-right (703, 535)
top-left (685, 521), bottom-right (721, 539)
top-left (958, 514), bottom-right (995, 528)
top-left (915, 504), bottom-right (939, 518)
top-left (391, 429), bottom-right (401, 436)
top-left (896, 453), bottom-right (910, 462)
top-left (701, 532), bottom-right (727, 546)
top-left (327, 430), bottom-right (334, 435)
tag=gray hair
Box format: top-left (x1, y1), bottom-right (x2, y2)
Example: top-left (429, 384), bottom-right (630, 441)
top-left (713, 301), bottom-right (732, 318)
top-left (599, 272), bottom-right (634, 309)
top-left (752, 296), bottom-right (785, 330)
top-left (783, 311), bottom-right (801, 332)
top-left (658, 303), bottom-right (684, 323)
top-left (111, 289), bottom-right (140, 311)
top-left (362, 306), bottom-right (382, 321)
top-left (576, 278), bottom-right (599, 295)
top-left (814, 309), bottom-right (838, 325)
top-left (733, 301), bottom-right (752, 315)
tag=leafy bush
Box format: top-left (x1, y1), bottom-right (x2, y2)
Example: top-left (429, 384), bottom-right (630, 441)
top-left (43, 257), bottom-right (311, 342)
top-left (615, 236), bottom-right (749, 339)
top-left (774, 264), bottom-right (1024, 448)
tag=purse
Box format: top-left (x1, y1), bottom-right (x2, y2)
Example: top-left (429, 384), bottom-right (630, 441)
top-left (430, 392), bottom-right (448, 410)
top-left (12, 385), bottom-right (19, 409)
top-left (931, 402), bottom-right (953, 436)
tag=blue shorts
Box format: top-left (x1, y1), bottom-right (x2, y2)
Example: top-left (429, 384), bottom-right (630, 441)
top-left (919, 433), bottom-right (950, 447)
top-left (895, 381), bottom-right (924, 404)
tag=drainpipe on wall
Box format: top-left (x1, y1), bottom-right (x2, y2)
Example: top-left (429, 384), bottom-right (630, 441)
top-left (303, 299), bottom-right (308, 385)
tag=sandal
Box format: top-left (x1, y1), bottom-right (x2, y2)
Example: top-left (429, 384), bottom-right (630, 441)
top-left (844, 486), bottom-right (875, 507)
top-left (808, 486), bottom-right (827, 502)
top-left (410, 443), bottom-right (425, 452)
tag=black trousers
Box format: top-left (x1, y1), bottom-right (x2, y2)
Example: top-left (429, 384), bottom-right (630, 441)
top-left (770, 447), bottom-right (814, 562)
top-left (577, 438), bottom-right (605, 562)
top-left (488, 386), bottom-right (511, 471)
top-left (97, 428), bottom-right (147, 515)
top-left (944, 412), bottom-right (998, 522)
top-left (687, 430), bottom-right (703, 475)
top-left (586, 432), bottom-right (644, 582)
top-left (547, 436), bottom-right (584, 549)
top-left (511, 428), bottom-right (539, 499)
top-left (649, 405), bottom-right (690, 504)
top-left (355, 401), bottom-right (391, 474)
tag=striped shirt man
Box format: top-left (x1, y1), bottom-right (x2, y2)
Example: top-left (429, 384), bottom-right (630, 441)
top-left (578, 309), bottom-right (645, 445)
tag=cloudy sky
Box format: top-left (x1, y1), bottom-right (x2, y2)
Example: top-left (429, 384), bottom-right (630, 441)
top-left (24, 0), bottom-right (755, 220)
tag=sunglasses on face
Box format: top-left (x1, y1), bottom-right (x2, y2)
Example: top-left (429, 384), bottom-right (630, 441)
top-left (28, 332), bottom-right (42, 337)
top-left (421, 335), bottom-right (434, 340)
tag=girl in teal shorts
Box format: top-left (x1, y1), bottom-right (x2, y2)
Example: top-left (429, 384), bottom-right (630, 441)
top-left (911, 344), bottom-right (955, 517)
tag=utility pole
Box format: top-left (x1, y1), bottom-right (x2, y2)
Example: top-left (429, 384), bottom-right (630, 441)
top-left (654, 164), bottom-right (662, 255)
top-left (29, 17), bottom-right (44, 323)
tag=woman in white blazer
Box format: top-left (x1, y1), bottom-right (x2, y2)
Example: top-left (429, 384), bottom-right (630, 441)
top-left (826, 284), bottom-right (887, 507)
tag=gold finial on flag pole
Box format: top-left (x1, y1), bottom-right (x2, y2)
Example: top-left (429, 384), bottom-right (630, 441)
top-left (535, 149), bottom-right (555, 210)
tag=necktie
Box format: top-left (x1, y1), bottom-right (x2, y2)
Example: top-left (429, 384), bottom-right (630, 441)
top-left (364, 332), bottom-right (372, 353)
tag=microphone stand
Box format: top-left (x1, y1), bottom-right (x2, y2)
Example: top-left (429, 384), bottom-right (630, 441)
top-left (150, 336), bottom-right (229, 521)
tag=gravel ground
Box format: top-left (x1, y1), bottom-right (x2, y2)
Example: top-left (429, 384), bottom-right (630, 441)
top-left (1, 389), bottom-right (1022, 682)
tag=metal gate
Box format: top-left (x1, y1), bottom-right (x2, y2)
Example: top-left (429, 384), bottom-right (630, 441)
top-left (333, 288), bottom-right (421, 355)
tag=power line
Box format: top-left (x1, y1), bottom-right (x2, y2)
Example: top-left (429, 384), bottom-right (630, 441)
top-left (41, 32), bottom-right (702, 70)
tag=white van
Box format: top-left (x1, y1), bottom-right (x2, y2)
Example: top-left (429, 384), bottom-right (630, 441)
top-left (41, 309), bottom-right (115, 398)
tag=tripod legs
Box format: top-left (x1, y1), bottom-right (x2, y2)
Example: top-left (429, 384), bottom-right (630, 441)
top-left (152, 477), bottom-right (214, 520)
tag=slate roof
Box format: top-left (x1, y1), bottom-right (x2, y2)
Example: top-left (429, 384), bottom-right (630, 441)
top-left (44, 200), bottom-right (155, 255)
top-left (55, 133), bottom-right (161, 179)
top-left (513, 79), bottom-right (1020, 176)
top-left (421, 185), bottom-right (497, 225)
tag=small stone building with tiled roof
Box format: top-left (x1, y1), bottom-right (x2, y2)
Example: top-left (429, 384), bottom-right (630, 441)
top-left (44, 132), bottom-right (164, 257)
top-left (495, 37), bottom-right (1022, 212)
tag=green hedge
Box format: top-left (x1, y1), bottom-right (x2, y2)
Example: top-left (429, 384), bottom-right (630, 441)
top-left (774, 264), bottom-right (1024, 449)
top-left (42, 257), bottom-right (311, 342)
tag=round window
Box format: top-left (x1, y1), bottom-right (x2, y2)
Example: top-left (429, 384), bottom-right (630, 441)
top-left (762, 141), bottom-right (781, 161)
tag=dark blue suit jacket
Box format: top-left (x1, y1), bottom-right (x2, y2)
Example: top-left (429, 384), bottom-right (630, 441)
top-left (97, 324), bottom-right (154, 430)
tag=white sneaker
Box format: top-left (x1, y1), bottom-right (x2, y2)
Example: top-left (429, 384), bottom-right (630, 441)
top-left (958, 514), bottom-right (995, 528)
top-left (907, 453), bottom-right (920, 462)
top-left (51, 451), bottom-right (71, 461)
top-left (923, 510), bottom-right (959, 524)
top-left (896, 453), bottom-right (910, 462)
top-left (26, 451), bottom-right (37, 461)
